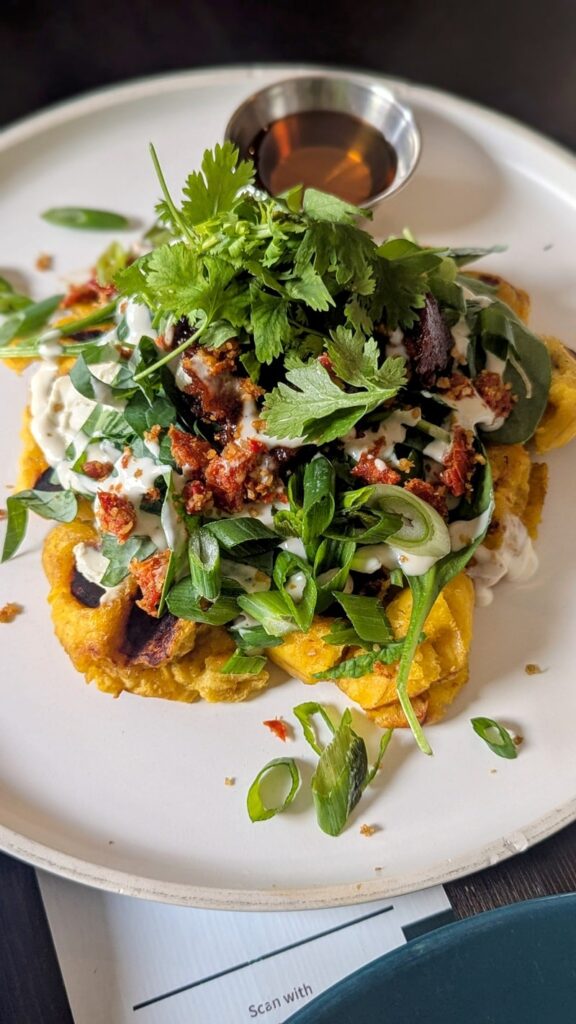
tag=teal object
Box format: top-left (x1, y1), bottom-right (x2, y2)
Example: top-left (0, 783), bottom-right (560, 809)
top-left (287, 894), bottom-right (576, 1023)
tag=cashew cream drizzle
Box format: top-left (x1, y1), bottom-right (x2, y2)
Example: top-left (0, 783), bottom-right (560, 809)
top-left (467, 514), bottom-right (538, 606)
top-left (343, 408), bottom-right (421, 462)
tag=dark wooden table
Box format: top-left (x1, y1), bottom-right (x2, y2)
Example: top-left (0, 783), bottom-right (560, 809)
top-left (1, 1), bottom-right (576, 1020)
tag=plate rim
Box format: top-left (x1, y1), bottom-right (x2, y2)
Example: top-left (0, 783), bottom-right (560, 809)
top-left (1, 63), bottom-right (576, 910)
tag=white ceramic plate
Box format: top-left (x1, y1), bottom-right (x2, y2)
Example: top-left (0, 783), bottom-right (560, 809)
top-left (1, 66), bottom-right (575, 910)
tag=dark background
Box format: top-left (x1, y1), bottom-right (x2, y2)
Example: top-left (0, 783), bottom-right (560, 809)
top-left (1, 0), bottom-right (575, 148)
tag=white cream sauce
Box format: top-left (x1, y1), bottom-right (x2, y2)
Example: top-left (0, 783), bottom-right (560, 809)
top-left (468, 514), bottom-right (538, 606)
top-left (343, 408), bottom-right (420, 462)
top-left (279, 537), bottom-right (307, 560)
top-left (451, 316), bottom-right (470, 364)
top-left (285, 571), bottom-right (308, 603)
top-left (221, 559), bottom-right (270, 593)
top-left (449, 506), bottom-right (494, 551)
top-left (351, 543), bottom-right (438, 577)
top-left (72, 542), bottom-right (123, 605)
top-left (423, 438), bottom-right (451, 463)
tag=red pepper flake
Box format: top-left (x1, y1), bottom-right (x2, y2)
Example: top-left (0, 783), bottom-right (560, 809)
top-left (263, 718), bottom-right (289, 742)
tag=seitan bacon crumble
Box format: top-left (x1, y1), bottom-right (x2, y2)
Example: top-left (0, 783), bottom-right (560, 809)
top-left (168, 427), bottom-right (215, 474)
top-left (129, 550), bottom-right (171, 616)
top-left (440, 426), bottom-right (477, 498)
top-left (96, 492), bottom-right (137, 542)
top-left (83, 460), bottom-right (114, 481)
top-left (474, 370), bottom-right (515, 420)
top-left (351, 452), bottom-right (401, 486)
top-left (404, 478), bottom-right (448, 518)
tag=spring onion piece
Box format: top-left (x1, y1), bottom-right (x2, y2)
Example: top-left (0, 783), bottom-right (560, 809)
top-left (333, 593), bottom-right (393, 644)
top-left (220, 650), bottom-right (267, 675)
top-left (364, 484), bottom-right (451, 558)
top-left (0, 293), bottom-right (63, 347)
top-left (41, 207), bottom-right (131, 230)
top-left (188, 527), bottom-right (221, 600)
top-left (246, 758), bottom-right (301, 822)
top-left (311, 709), bottom-right (368, 836)
top-left (471, 717), bottom-right (518, 759)
top-left (229, 622), bottom-right (282, 651)
top-left (205, 517), bottom-right (280, 557)
top-left (301, 455), bottom-right (335, 546)
top-left (273, 551), bottom-right (317, 631)
top-left (236, 591), bottom-right (297, 636)
top-left (364, 729), bottom-right (394, 786)
top-left (165, 586), bottom-right (239, 624)
top-left (293, 702), bottom-right (336, 755)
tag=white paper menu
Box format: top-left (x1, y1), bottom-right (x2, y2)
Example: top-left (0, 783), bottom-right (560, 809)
top-left (38, 872), bottom-right (451, 1024)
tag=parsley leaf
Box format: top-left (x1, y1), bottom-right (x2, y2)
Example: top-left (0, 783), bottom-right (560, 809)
top-left (181, 142), bottom-right (255, 226)
top-left (262, 349), bottom-right (406, 444)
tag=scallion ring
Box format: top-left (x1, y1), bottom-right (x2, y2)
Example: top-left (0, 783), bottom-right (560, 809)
top-left (246, 758), bottom-right (301, 822)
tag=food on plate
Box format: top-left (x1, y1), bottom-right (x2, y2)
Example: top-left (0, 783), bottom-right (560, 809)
top-left (1, 143), bottom-right (574, 760)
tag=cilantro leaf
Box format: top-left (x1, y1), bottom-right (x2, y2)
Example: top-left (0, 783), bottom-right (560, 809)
top-left (371, 238), bottom-right (445, 330)
top-left (145, 244), bottom-right (247, 327)
top-left (327, 326), bottom-right (407, 390)
top-left (283, 264), bottom-right (334, 312)
top-left (181, 142), bottom-right (255, 226)
top-left (249, 285), bottom-right (291, 364)
top-left (262, 356), bottom-right (405, 444)
top-left (302, 188), bottom-right (368, 224)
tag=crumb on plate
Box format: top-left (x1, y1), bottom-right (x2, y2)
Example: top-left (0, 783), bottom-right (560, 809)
top-left (513, 734), bottom-right (524, 747)
top-left (0, 602), bottom-right (23, 623)
top-left (0, 508), bottom-right (6, 520)
top-left (36, 252), bottom-right (54, 271)
top-left (525, 663), bottom-right (546, 675)
top-left (224, 777), bottom-right (236, 787)
top-left (360, 824), bottom-right (378, 837)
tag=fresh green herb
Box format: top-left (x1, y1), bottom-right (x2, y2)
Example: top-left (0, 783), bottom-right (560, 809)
top-left (229, 623), bottom-right (283, 652)
top-left (41, 207), bottom-right (131, 230)
top-left (333, 593), bottom-right (393, 644)
top-left (0, 276), bottom-right (32, 314)
top-left (262, 349), bottom-right (406, 444)
top-left (204, 518), bottom-right (280, 558)
top-left (317, 642), bottom-right (407, 680)
top-left (311, 708), bottom-right (368, 836)
top-left (246, 758), bottom-right (300, 822)
top-left (293, 701), bottom-right (336, 755)
top-left (221, 650), bottom-right (267, 675)
top-left (188, 526), bottom-right (221, 601)
top-left (99, 534), bottom-right (157, 587)
top-left (471, 717), bottom-right (518, 759)
top-left (236, 591), bottom-right (297, 636)
top-left (1, 489), bottom-right (78, 562)
top-left (165, 585), bottom-right (239, 624)
top-left (0, 293), bottom-right (63, 347)
top-left (301, 455), bottom-right (335, 548)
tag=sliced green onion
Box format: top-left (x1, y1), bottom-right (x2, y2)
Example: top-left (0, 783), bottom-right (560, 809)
top-left (205, 517), bottom-right (280, 558)
top-left (1, 489), bottom-right (77, 562)
top-left (471, 717), bottom-right (518, 759)
top-left (311, 709), bottom-right (368, 836)
top-left (301, 455), bottom-right (335, 547)
top-left (229, 623), bottom-right (282, 652)
top-left (247, 758), bottom-right (300, 822)
top-left (364, 729), bottom-right (394, 786)
top-left (236, 591), bottom-right (297, 636)
top-left (41, 207), bottom-right (131, 230)
top-left (165, 584), bottom-right (239, 624)
top-left (220, 649), bottom-right (267, 675)
top-left (293, 702), bottom-right (336, 755)
top-left (363, 484), bottom-right (451, 558)
top-left (272, 550), bottom-right (317, 631)
top-left (0, 293), bottom-right (63, 347)
top-left (333, 593), bottom-right (393, 644)
top-left (188, 527), bottom-right (221, 600)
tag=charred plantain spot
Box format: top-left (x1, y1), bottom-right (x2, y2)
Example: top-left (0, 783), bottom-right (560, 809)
top-left (120, 604), bottom-right (181, 667)
top-left (35, 468), bottom-right (63, 493)
top-left (70, 568), bottom-right (105, 608)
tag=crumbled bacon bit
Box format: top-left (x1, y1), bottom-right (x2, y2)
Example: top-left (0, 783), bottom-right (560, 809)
top-left (83, 460), bottom-right (114, 481)
top-left (61, 277), bottom-right (115, 309)
top-left (474, 370), bottom-right (515, 420)
top-left (263, 719), bottom-right (289, 742)
top-left (351, 452), bottom-right (401, 486)
top-left (154, 333), bottom-right (173, 352)
top-left (360, 824), bottom-right (378, 837)
top-left (0, 602), bottom-right (23, 623)
top-left (182, 479), bottom-right (213, 513)
top-left (142, 486), bottom-right (161, 504)
top-left (144, 424), bottom-right (162, 445)
top-left (405, 478), bottom-right (448, 518)
top-left (96, 492), bottom-right (137, 542)
top-left (205, 440), bottom-right (261, 511)
top-left (129, 550), bottom-right (171, 616)
top-left (120, 447), bottom-right (133, 470)
top-left (168, 427), bottom-right (215, 474)
top-left (35, 252), bottom-right (53, 271)
top-left (404, 293), bottom-right (453, 386)
top-left (436, 372), bottom-right (476, 400)
top-left (180, 348), bottom-right (243, 425)
top-left (440, 426), bottom-right (476, 498)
